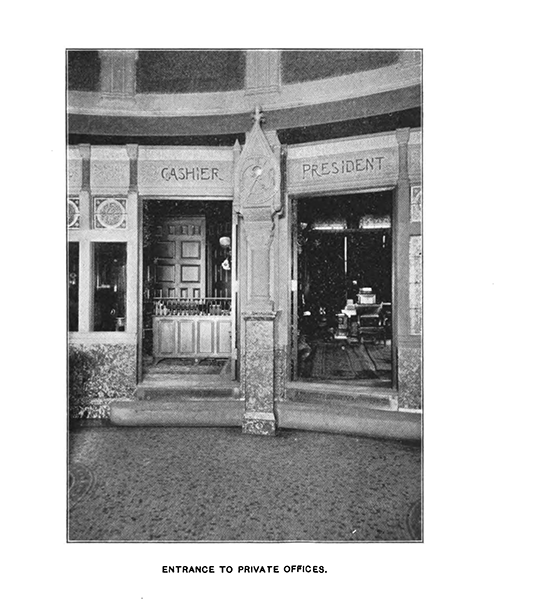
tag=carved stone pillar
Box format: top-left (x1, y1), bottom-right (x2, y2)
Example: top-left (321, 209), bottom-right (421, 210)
top-left (235, 108), bottom-right (282, 435)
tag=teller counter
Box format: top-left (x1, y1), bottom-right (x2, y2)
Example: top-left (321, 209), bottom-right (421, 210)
top-left (151, 297), bottom-right (232, 363)
top-left (153, 315), bottom-right (232, 363)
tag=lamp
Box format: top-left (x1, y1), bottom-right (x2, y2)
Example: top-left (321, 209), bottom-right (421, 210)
top-left (219, 236), bottom-right (231, 270)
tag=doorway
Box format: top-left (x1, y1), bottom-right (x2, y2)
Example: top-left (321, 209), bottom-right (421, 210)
top-left (294, 190), bottom-right (393, 385)
top-left (141, 200), bottom-right (235, 380)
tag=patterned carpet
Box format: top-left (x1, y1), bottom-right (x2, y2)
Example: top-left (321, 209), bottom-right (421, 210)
top-left (303, 342), bottom-right (391, 381)
top-left (145, 357), bottom-right (228, 375)
top-left (68, 426), bottom-right (421, 542)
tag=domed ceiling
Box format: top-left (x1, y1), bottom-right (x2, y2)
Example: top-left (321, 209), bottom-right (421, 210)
top-left (67, 49), bottom-right (421, 144)
top-left (67, 50), bottom-right (402, 93)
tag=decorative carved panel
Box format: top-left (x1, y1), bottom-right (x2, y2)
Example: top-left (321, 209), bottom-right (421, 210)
top-left (68, 198), bottom-right (80, 229)
top-left (68, 159), bottom-right (82, 195)
top-left (235, 109), bottom-right (281, 216)
top-left (94, 197), bottom-right (127, 229)
top-left (410, 186), bottom-right (422, 222)
top-left (408, 130), bottom-right (422, 182)
top-left (90, 159), bottom-right (130, 193)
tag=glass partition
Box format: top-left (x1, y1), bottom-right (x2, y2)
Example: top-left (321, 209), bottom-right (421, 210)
top-left (68, 242), bottom-right (79, 332)
top-left (93, 242), bottom-right (127, 332)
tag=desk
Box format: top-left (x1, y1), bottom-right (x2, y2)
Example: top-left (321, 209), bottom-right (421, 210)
top-left (340, 303), bottom-right (391, 344)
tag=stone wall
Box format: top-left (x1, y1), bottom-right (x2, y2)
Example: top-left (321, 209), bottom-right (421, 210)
top-left (68, 343), bottom-right (136, 418)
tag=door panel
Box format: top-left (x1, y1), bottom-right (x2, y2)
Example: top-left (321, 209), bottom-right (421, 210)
top-left (154, 217), bottom-right (206, 299)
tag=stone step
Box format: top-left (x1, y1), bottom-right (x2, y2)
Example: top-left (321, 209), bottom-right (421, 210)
top-left (111, 400), bottom-right (244, 427)
top-left (110, 399), bottom-right (421, 442)
top-left (286, 381), bottom-right (397, 411)
top-left (136, 379), bottom-right (239, 401)
top-left (276, 402), bottom-right (420, 442)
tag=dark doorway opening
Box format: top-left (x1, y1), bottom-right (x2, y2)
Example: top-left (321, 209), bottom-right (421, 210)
top-left (141, 200), bottom-right (234, 380)
top-left (296, 190), bottom-right (393, 385)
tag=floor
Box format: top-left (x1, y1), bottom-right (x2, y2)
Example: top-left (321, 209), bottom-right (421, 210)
top-left (301, 340), bottom-right (392, 381)
top-left (68, 425), bottom-right (421, 542)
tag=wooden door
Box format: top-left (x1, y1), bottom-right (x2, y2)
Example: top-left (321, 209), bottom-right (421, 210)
top-left (154, 217), bottom-right (206, 299)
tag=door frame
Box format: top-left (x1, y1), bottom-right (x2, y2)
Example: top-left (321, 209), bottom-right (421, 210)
top-left (136, 195), bottom-right (237, 383)
top-left (289, 185), bottom-right (398, 389)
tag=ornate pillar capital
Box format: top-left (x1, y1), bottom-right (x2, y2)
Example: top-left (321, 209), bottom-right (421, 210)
top-left (395, 127), bottom-right (411, 145)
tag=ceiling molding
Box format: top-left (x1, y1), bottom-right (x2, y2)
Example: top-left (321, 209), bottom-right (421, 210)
top-left (68, 85), bottom-right (421, 139)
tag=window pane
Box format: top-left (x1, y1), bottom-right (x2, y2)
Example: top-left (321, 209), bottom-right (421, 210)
top-left (67, 50), bottom-right (101, 91)
top-left (68, 242), bottom-right (79, 332)
top-left (93, 243), bottom-right (127, 332)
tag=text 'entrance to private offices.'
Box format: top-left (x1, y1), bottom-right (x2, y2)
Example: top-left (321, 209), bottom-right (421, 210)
top-left (295, 190), bottom-right (393, 386)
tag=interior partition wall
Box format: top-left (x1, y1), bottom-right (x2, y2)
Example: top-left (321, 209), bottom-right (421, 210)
top-left (68, 145), bottom-right (140, 417)
top-left (68, 128), bottom-right (422, 415)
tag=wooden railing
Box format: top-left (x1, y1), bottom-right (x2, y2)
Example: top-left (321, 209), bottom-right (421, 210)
top-left (153, 297), bottom-right (231, 317)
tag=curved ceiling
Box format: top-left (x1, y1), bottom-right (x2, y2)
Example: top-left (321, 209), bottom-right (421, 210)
top-left (67, 49), bottom-right (422, 142)
top-left (67, 50), bottom-right (404, 94)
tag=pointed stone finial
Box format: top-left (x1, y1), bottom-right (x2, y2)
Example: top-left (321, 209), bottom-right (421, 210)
top-left (253, 105), bottom-right (264, 125)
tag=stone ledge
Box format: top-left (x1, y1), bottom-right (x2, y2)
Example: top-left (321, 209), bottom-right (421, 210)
top-left (275, 402), bottom-right (421, 442)
top-left (110, 400), bottom-right (244, 427)
top-left (110, 398), bottom-right (420, 441)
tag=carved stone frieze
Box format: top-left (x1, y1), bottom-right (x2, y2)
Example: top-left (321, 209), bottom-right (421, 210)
top-left (68, 197), bottom-right (80, 229)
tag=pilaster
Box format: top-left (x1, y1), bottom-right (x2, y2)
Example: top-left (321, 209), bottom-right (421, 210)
top-left (245, 50), bottom-right (281, 95)
top-left (99, 50), bottom-right (138, 98)
top-left (78, 144), bottom-right (92, 333)
top-left (395, 128), bottom-right (411, 342)
top-left (126, 144), bottom-right (139, 337)
top-left (394, 128), bottom-right (422, 408)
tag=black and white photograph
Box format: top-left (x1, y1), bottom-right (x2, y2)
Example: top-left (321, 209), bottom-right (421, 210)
top-left (5, 7), bottom-right (534, 597)
top-left (66, 49), bottom-right (422, 542)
